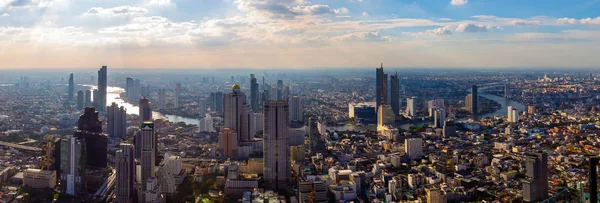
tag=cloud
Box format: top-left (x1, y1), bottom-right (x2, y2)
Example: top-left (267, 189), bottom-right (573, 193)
top-left (1, 13), bottom-right (8, 17)
top-left (450, 0), bottom-right (467, 6)
top-left (85, 6), bottom-right (149, 16)
top-left (4, 0), bottom-right (58, 9)
top-left (331, 31), bottom-right (392, 42)
top-left (362, 12), bottom-right (369, 17)
top-left (349, 0), bottom-right (363, 2)
top-left (456, 23), bottom-right (494, 32)
top-left (234, 0), bottom-right (347, 19)
top-left (510, 19), bottom-right (541, 26)
top-left (149, 0), bottom-right (171, 6)
top-left (557, 17), bottom-right (600, 25)
top-left (333, 7), bottom-right (349, 15)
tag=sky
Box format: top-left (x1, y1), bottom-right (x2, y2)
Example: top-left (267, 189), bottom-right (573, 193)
top-left (0, 0), bottom-right (600, 69)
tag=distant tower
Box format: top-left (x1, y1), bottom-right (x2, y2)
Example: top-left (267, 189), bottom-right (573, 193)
top-left (85, 90), bottom-right (92, 107)
top-left (97, 66), bottom-right (107, 112)
top-left (263, 100), bottom-right (290, 190)
top-left (523, 152), bottom-right (548, 202)
top-left (471, 85), bottom-right (478, 115)
top-left (289, 96), bottom-right (303, 122)
top-left (199, 98), bottom-right (207, 119)
top-left (390, 72), bottom-right (400, 115)
top-left (140, 121), bottom-right (156, 190)
top-left (376, 63), bottom-right (388, 112)
top-left (434, 108), bottom-right (446, 128)
top-left (158, 89), bottom-right (166, 111)
top-left (250, 74), bottom-right (259, 112)
top-left (174, 83), bottom-right (181, 109)
top-left (115, 143), bottom-right (134, 203)
top-left (74, 107), bottom-right (108, 169)
top-left (77, 91), bottom-right (84, 109)
top-left (276, 80), bottom-right (284, 100)
top-left (107, 102), bottom-right (127, 138)
top-left (406, 97), bottom-right (417, 119)
top-left (139, 97), bottom-right (152, 125)
top-left (504, 81), bottom-right (509, 98)
top-left (223, 84), bottom-right (251, 142)
top-left (68, 73), bottom-right (74, 101)
top-left (126, 77), bottom-right (135, 102)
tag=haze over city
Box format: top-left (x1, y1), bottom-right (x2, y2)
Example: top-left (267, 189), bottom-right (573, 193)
top-left (1, 0), bottom-right (600, 68)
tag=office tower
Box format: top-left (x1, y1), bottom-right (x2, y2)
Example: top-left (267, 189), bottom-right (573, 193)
top-left (390, 72), bottom-right (400, 115)
top-left (507, 106), bottom-right (513, 122)
top-left (174, 83), bottom-right (181, 109)
top-left (209, 92), bottom-right (224, 114)
top-left (115, 143), bottom-right (134, 203)
top-left (199, 98), bottom-right (207, 119)
top-left (376, 63), bottom-right (388, 112)
top-left (85, 90), bottom-right (91, 106)
top-left (74, 107), bottom-right (108, 169)
top-left (223, 84), bottom-right (252, 142)
top-left (139, 97), bottom-right (152, 125)
top-left (107, 102), bottom-right (127, 138)
top-left (140, 121), bottom-right (156, 190)
top-left (471, 85), bottom-right (478, 115)
top-left (97, 66), bottom-right (107, 112)
top-left (158, 89), bottom-right (166, 111)
top-left (465, 94), bottom-right (472, 111)
top-left (271, 86), bottom-right (278, 100)
top-left (523, 152), bottom-right (548, 202)
top-left (434, 108), bottom-right (446, 128)
top-left (290, 96), bottom-right (302, 122)
top-left (77, 91), bottom-right (84, 109)
top-left (406, 97), bottom-right (417, 119)
top-left (218, 128), bottom-right (238, 157)
top-left (377, 104), bottom-right (395, 127)
top-left (512, 109), bottom-right (519, 123)
top-left (59, 136), bottom-right (86, 197)
top-left (199, 114), bottom-right (215, 133)
top-left (263, 101), bottom-right (290, 190)
top-left (276, 80), bottom-right (283, 100)
top-left (250, 74), bottom-right (259, 112)
top-left (405, 138), bottom-right (423, 160)
top-left (126, 77), bottom-right (136, 102)
top-left (68, 73), bottom-right (74, 101)
top-left (93, 89), bottom-right (99, 107)
top-left (427, 99), bottom-right (445, 116)
top-left (134, 79), bottom-right (141, 101)
top-left (308, 117), bottom-right (320, 154)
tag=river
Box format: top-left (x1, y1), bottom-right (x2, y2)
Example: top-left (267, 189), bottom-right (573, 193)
top-left (83, 85), bottom-right (201, 125)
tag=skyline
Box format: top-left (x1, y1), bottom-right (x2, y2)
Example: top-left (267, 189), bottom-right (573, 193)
top-left (1, 0), bottom-right (600, 68)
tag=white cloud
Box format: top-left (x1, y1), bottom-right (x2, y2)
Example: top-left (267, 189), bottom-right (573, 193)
top-left (557, 17), bottom-right (600, 25)
top-left (331, 31), bottom-right (392, 42)
top-left (1, 13), bottom-right (8, 17)
top-left (333, 7), bottom-right (349, 15)
top-left (362, 12), bottom-right (369, 17)
top-left (85, 6), bottom-right (149, 17)
top-left (450, 0), bottom-right (468, 6)
top-left (456, 23), bottom-right (497, 32)
top-left (510, 19), bottom-right (541, 26)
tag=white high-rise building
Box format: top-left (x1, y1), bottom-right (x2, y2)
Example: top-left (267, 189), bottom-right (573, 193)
top-left (158, 89), bottom-right (166, 111)
top-left (263, 100), bottom-right (290, 190)
top-left (434, 108), bottom-right (446, 128)
top-left (406, 97), bottom-right (417, 119)
top-left (507, 106), bottom-right (514, 122)
top-left (405, 138), bottom-right (423, 160)
top-left (290, 96), bottom-right (303, 122)
top-left (115, 143), bottom-right (134, 203)
top-left (140, 121), bottom-right (156, 191)
top-left (512, 109), bottom-right (519, 123)
top-left (199, 114), bottom-right (215, 133)
top-left (107, 102), bottom-right (127, 138)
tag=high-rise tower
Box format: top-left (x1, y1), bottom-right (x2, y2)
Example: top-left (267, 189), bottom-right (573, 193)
top-left (471, 85), bottom-right (478, 115)
top-left (376, 63), bottom-right (388, 112)
top-left (97, 66), bottom-right (107, 112)
top-left (523, 152), bottom-right (548, 202)
top-left (223, 84), bottom-right (251, 142)
top-left (263, 100), bottom-right (290, 190)
top-left (77, 91), bottom-right (84, 109)
top-left (140, 121), bottom-right (156, 190)
top-left (390, 72), bottom-right (400, 115)
top-left (115, 143), bottom-right (134, 203)
top-left (74, 107), bottom-right (108, 169)
top-left (107, 102), bottom-right (127, 138)
top-left (139, 97), bottom-right (152, 125)
top-left (250, 74), bottom-right (259, 112)
top-left (68, 73), bottom-right (74, 101)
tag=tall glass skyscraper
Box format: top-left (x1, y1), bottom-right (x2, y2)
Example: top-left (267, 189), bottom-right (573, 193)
top-left (68, 73), bottom-right (74, 101)
top-left (390, 72), bottom-right (400, 115)
top-left (250, 74), bottom-right (259, 112)
top-left (376, 63), bottom-right (388, 112)
top-left (97, 66), bottom-right (107, 112)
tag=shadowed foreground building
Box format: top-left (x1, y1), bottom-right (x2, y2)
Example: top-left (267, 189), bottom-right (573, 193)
top-left (74, 107), bottom-right (108, 169)
top-left (263, 100), bottom-right (290, 191)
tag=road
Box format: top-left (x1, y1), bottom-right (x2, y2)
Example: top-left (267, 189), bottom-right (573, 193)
top-left (0, 141), bottom-right (42, 152)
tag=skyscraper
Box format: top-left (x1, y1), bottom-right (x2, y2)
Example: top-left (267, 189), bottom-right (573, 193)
top-left (289, 96), bottom-right (303, 122)
top-left (471, 85), bottom-right (478, 115)
top-left (250, 74), bottom-right (259, 112)
top-left (158, 89), bottom-right (166, 111)
top-left (218, 128), bottom-right (238, 157)
top-left (97, 66), bottom-right (107, 112)
top-left (126, 77), bottom-right (137, 102)
top-left (276, 80), bottom-right (284, 100)
top-left (522, 152), bottom-right (548, 202)
top-left (376, 63), bottom-right (388, 112)
top-left (174, 83), bottom-right (181, 109)
top-left (77, 91), bottom-right (84, 110)
top-left (390, 72), bottom-right (400, 115)
top-left (139, 97), bottom-right (152, 125)
top-left (434, 108), bottom-right (446, 128)
top-left (115, 143), bottom-right (134, 203)
top-left (68, 73), bottom-right (74, 101)
top-left (406, 97), bottom-right (417, 119)
top-left (199, 98), bottom-right (207, 119)
top-left (85, 90), bottom-right (91, 107)
top-left (59, 136), bottom-right (86, 197)
top-left (210, 92), bottom-right (224, 114)
top-left (263, 100), bottom-right (290, 190)
top-left (74, 107), bottom-right (108, 169)
top-left (223, 84), bottom-right (252, 142)
top-left (140, 121), bottom-right (156, 190)
top-left (107, 102), bottom-right (127, 138)
top-left (93, 89), bottom-right (99, 107)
